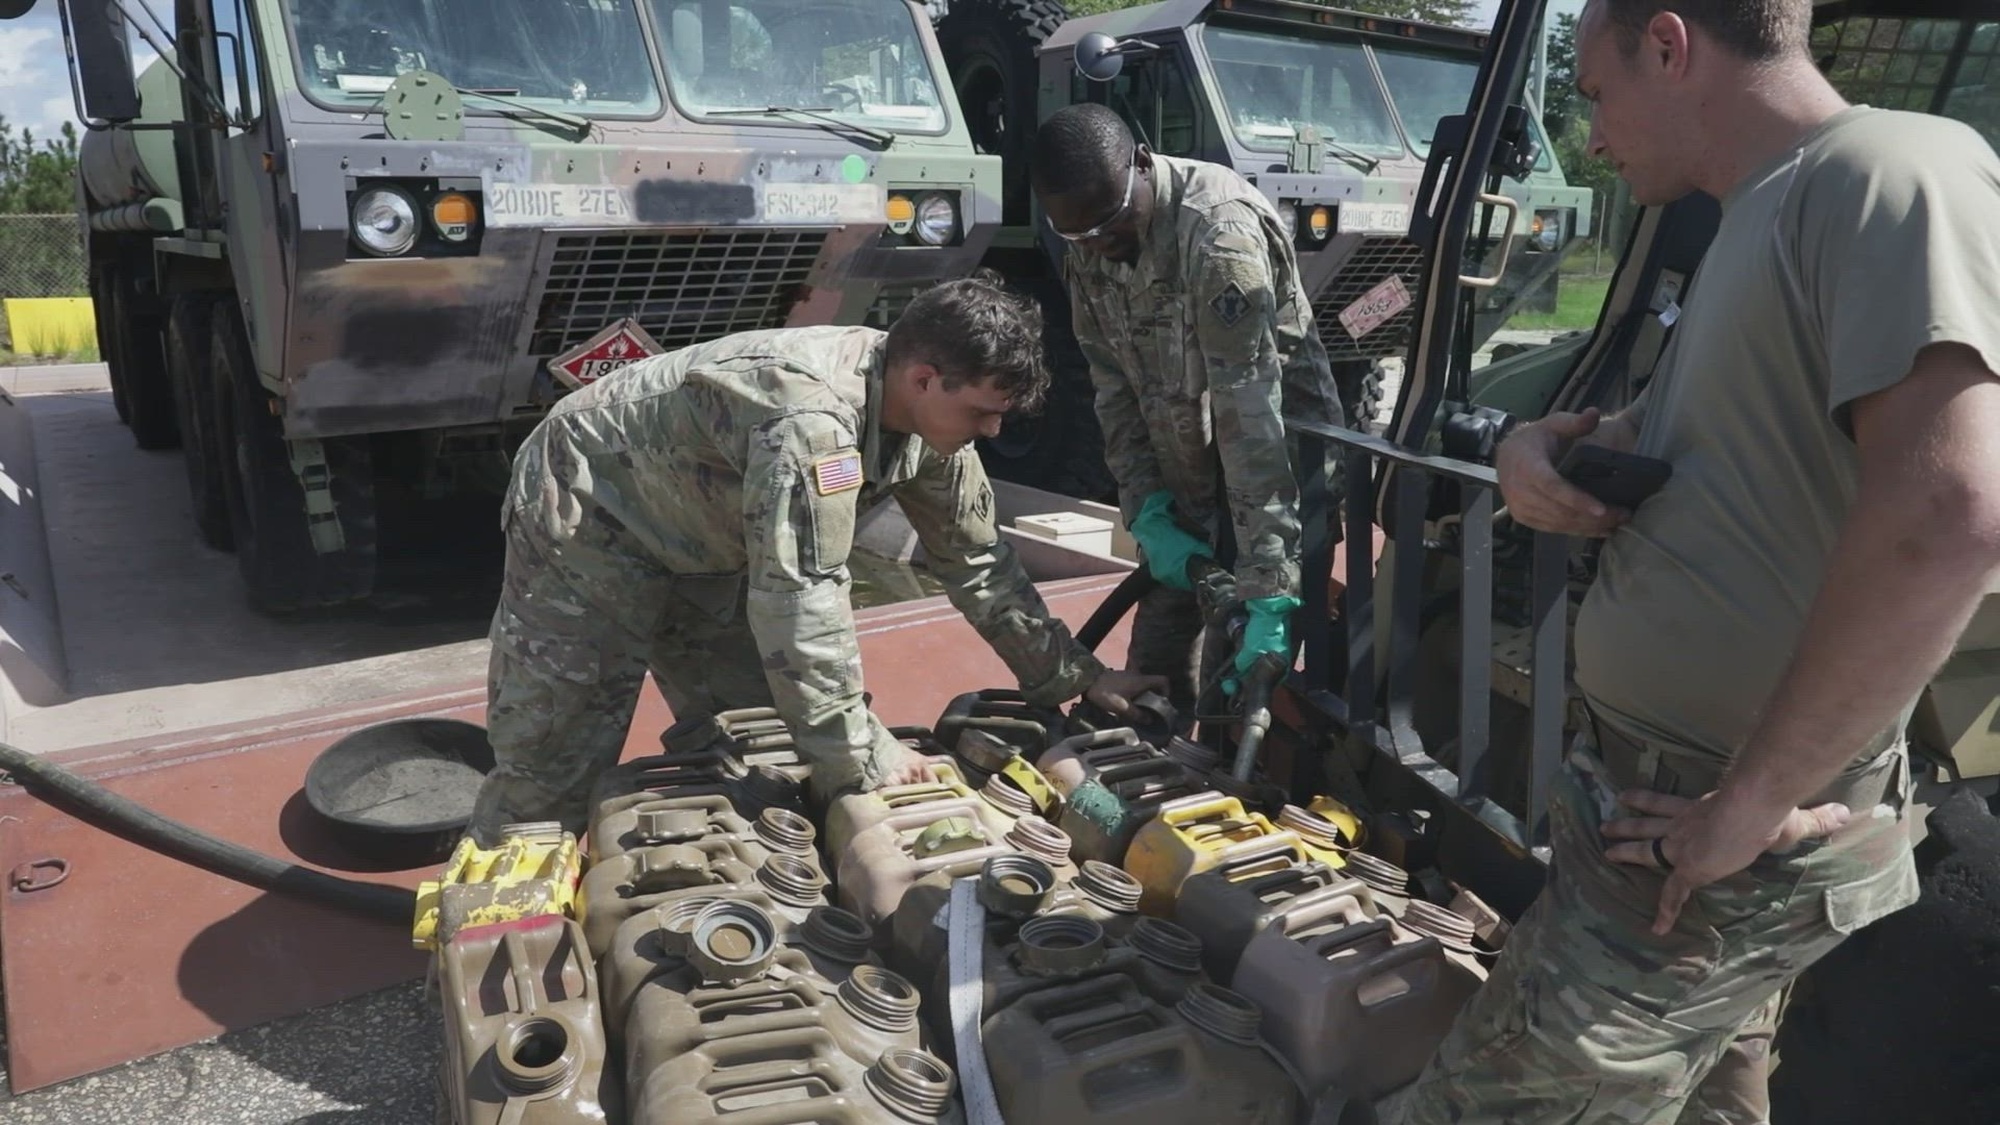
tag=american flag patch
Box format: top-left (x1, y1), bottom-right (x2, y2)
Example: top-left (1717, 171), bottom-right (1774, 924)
top-left (811, 450), bottom-right (864, 496)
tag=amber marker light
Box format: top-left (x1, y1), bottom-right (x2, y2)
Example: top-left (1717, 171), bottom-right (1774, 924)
top-left (886, 194), bottom-right (916, 236)
top-left (432, 192), bottom-right (476, 242)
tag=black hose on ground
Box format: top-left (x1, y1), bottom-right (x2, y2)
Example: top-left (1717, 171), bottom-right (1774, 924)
top-left (0, 739), bottom-right (419, 926)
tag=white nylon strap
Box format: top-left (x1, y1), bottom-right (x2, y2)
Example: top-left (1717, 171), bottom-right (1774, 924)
top-left (947, 875), bottom-right (1005, 1125)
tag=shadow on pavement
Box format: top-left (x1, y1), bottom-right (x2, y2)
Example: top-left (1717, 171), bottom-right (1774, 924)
top-left (23, 390), bottom-right (506, 701)
top-left (178, 892), bottom-right (438, 1122)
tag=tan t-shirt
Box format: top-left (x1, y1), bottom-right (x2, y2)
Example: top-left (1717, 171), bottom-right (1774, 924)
top-left (1572, 105), bottom-right (2000, 766)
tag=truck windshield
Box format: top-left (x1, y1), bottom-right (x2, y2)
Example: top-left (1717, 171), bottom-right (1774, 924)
top-left (1203, 27), bottom-right (1407, 157)
top-left (649, 0), bottom-right (948, 131)
top-left (1374, 45), bottom-right (1555, 171)
top-left (1371, 46), bottom-right (1477, 155)
top-left (286, 0), bottom-right (663, 116)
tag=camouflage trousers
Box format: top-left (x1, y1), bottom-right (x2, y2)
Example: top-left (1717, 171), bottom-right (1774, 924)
top-left (1380, 727), bottom-right (1919, 1125)
top-left (467, 515), bottom-right (774, 847)
top-left (1128, 582), bottom-right (1208, 714)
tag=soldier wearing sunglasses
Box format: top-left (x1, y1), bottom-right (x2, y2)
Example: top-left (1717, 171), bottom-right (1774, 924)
top-left (1030, 102), bottom-right (1345, 711)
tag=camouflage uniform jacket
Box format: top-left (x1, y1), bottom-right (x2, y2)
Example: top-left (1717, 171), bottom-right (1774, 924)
top-left (503, 325), bottom-right (1108, 789)
top-left (1065, 153), bottom-right (1342, 602)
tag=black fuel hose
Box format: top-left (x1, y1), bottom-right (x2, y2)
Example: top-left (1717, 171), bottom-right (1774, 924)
top-left (0, 739), bottom-right (419, 925)
top-left (1076, 565), bottom-right (1157, 653)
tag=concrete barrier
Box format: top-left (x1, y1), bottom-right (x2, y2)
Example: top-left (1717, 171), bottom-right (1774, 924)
top-left (0, 387), bottom-right (70, 735)
top-left (3, 298), bottom-right (96, 358)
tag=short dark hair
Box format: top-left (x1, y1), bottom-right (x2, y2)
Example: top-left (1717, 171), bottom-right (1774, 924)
top-left (1594, 0), bottom-right (1811, 62)
top-left (885, 269), bottom-right (1050, 413)
top-left (1029, 102), bottom-right (1135, 199)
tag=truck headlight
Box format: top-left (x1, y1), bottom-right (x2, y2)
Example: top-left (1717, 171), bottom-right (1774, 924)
top-left (914, 193), bottom-right (958, 246)
top-left (1277, 205), bottom-right (1298, 242)
top-left (1531, 210), bottom-right (1563, 252)
top-left (352, 186), bottom-right (419, 256)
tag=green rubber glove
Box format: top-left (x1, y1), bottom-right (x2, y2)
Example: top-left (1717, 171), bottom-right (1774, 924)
top-left (1129, 491), bottom-right (1211, 592)
top-left (1223, 595), bottom-right (1302, 696)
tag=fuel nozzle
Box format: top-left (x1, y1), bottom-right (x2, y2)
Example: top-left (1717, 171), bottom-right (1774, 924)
top-left (1228, 651), bottom-right (1285, 783)
top-left (1185, 555), bottom-right (1284, 782)
top-left (1187, 556), bottom-right (1243, 634)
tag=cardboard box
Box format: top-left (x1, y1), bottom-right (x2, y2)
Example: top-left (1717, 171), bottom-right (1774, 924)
top-left (1013, 511), bottom-right (1115, 558)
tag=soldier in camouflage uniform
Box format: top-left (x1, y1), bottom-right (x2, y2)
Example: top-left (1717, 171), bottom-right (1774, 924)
top-left (1029, 103), bottom-right (1344, 711)
top-left (467, 274), bottom-right (1165, 845)
top-left (1381, 1), bottom-right (2000, 1121)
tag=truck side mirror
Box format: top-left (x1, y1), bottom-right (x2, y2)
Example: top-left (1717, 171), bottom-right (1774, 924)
top-left (70, 0), bottom-right (144, 123)
top-left (0, 0), bottom-right (36, 19)
top-left (1074, 32), bottom-right (1125, 83)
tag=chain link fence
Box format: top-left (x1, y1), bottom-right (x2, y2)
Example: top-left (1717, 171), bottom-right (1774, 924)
top-left (0, 214), bottom-right (88, 301)
top-left (0, 214), bottom-right (91, 359)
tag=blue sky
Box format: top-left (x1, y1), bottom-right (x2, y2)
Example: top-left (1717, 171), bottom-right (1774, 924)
top-left (1, 0), bottom-right (158, 144)
top-left (0, 0), bottom-right (1583, 145)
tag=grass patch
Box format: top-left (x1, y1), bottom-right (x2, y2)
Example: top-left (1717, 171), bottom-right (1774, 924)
top-left (0, 341), bottom-right (101, 366)
top-left (1509, 275), bottom-right (1611, 333)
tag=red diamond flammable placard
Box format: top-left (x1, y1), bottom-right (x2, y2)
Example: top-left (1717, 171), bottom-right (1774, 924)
top-left (548, 318), bottom-right (665, 390)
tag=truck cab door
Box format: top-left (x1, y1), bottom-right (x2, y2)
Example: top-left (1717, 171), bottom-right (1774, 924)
top-left (192, 0), bottom-right (293, 385)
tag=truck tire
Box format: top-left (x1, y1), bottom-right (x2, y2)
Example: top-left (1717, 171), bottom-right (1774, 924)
top-left (935, 0), bottom-right (1068, 227)
top-left (1333, 358), bottom-right (1387, 434)
top-left (1768, 788), bottom-right (2000, 1124)
top-left (165, 294), bottom-right (232, 551)
top-left (981, 365), bottom-right (1115, 501)
top-left (104, 266), bottom-right (180, 451)
top-left (88, 265), bottom-right (130, 425)
top-left (209, 306), bottom-right (377, 614)
top-left (975, 275), bottom-right (1116, 502)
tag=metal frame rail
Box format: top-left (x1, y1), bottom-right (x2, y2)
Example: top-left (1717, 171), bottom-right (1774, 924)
top-left (1285, 418), bottom-right (1569, 919)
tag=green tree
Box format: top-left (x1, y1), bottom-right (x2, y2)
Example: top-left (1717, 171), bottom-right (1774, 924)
top-left (1543, 11), bottom-right (1582, 137)
top-left (1340, 0), bottom-right (1478, 25)
top-left (0, 118), bottom-right (86, 304)
top-left (0, 118), bottom-right (82, 214)
top-left (1540, 11), bottom-right (1619, 238)
top-left (1064, 0), bottom-right (1478, 24)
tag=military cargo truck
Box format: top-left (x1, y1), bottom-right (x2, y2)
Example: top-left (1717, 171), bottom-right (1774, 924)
top-left (18, 0), bottom-right (1000, 613)
top-left (914, 0), bottom-right (1593, 498)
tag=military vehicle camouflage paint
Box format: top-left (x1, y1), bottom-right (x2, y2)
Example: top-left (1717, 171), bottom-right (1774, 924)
top-left (31, 0), bottom-right (1001, 610)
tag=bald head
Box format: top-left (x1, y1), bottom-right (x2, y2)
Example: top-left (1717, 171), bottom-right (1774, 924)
top-left (1030, 103), bottom-right (1136, 198)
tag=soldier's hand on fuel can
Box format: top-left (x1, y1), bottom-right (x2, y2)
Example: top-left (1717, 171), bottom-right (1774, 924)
top-left (1085, 668), bottom-right (1171, 717)
top-left (877, 744), bottom-right (937, 788)
top-left (1497, 409), bottom-right (1630, 537)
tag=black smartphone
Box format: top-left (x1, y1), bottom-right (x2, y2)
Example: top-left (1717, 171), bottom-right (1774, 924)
top-left (1556, 444), bottom-right (1673, 510)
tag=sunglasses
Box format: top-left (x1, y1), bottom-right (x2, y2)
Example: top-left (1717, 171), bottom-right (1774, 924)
top-left (1050, 159), bottom-right (1137, 242)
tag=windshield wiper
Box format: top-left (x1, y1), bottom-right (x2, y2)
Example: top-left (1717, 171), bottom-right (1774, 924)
top-left (1322, 139), bottom-right (1381, 174)
top-left (706, 105), bottom-right (893, 150)
top-left (454, 87), bottom-right (593, 140)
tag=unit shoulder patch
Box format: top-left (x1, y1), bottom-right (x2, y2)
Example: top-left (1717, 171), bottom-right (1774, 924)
top-left (811, 450), bottom-right (865, 496)
top-left (1208, 280), bottom-right (1252, 328)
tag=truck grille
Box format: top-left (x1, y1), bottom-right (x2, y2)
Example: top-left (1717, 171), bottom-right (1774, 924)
top-left (863, 282), bottom-right (929, 329)
top-left (1311, 236), bottom-right (1427, 362)
top-left (526, 229), bottom-right (827, 357)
